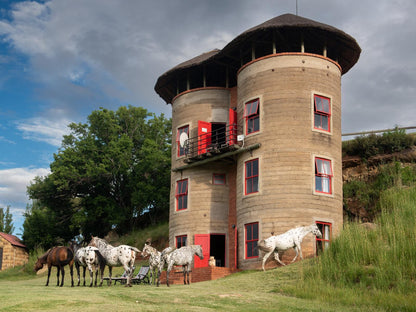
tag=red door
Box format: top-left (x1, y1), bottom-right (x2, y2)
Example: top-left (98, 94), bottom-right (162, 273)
top-left (198, 121), bottom-right (211, 155)
top-left (228, 109), bottom-right (237, 145)
top-left (194, 234), bottom-right (210, 268)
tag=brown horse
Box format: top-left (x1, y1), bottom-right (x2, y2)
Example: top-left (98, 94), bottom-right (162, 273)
top-left (34, 246), bottom-right (75, 287)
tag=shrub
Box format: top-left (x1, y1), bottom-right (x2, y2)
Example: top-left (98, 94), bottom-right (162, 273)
top-left (342, 127), bottom-right (415, 159)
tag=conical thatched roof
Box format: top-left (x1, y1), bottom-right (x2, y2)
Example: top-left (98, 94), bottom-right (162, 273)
top-left (155, 13), bottom-right (361, 104)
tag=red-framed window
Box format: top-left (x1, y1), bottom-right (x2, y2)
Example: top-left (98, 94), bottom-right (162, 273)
top-left (245, 159), bottom-right (259, 195)
top-left (315, 158), bottom-right (333, 194)
top-left (316, 221), bottom-right (331, 255)
top-left (244, 99), bottom-right (260, 134)
top-left (245, 222), bottom-right (259, 259)
top-left (176, 179), bottom-right (188, 210)
top-left (177, 125), bottom-right (189, 157)
top-left (314, 95), bottom-right (331, 132)
top-left (213, 173), bottom-right (226, 185)
top-left (176, 235), bottom-right (187, 248)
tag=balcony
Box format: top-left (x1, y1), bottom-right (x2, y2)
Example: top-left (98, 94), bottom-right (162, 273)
top-left (183, 123), bottom-right (242, 163)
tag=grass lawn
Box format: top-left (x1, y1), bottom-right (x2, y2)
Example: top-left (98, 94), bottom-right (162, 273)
top-left (0, 262), bottom-right (397, 312)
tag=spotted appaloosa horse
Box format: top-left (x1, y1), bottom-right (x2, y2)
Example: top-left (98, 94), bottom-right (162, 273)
top-left (70, 241), bottom-right (106, 287)
top-left (257, 224), bottom-right (322, 271)
top-left (34, 246), bottom-right (74, 287)
top-left (89, 236), bottom-right (140, 287)
top-left (141, 243), bottom-right (165, 287)
top-left (162, 245), bottom-right (203, 287)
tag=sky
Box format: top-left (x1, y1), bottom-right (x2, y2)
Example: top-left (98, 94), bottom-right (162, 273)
top-left (0, 0), bottom-right (415, 237)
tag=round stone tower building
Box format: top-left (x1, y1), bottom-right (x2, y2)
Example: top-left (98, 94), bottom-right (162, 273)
top-left (155, 13), bottom-right (360, 272)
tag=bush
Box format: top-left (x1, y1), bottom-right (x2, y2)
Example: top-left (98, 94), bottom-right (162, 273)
top-left (342, 127), bottom-right (415, 159)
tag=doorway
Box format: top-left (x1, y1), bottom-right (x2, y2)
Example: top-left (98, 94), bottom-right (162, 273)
top-left (210, 234), bottom-right (226, 267)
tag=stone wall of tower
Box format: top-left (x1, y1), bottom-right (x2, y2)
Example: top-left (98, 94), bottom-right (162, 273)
top-left (235, 54), bottom-right (343, 269)
top-left (169, 88), bottom-right (231, 264)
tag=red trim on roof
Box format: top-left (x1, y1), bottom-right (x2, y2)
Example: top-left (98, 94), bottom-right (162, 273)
top-left (0, 232), bottom-right (27, 248)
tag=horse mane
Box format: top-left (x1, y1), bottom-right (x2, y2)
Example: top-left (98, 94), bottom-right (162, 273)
top-left (39, 247), bottom-right (53, 260)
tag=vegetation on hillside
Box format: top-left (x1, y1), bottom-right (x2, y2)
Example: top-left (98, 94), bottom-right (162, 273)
top-left (23, 106), bottom-right (171, 250)
top-left (286, 186), bottom-right (416, 310)
top-left (343, 161), bottom-right (416, 221)
top-left (342, 127), bottom-right (415, 159)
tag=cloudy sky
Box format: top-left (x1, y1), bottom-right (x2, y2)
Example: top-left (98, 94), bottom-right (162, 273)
top-left (0, 0), bottom-right (415, 236)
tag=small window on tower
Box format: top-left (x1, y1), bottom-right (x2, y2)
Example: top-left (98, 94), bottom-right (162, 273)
top-left (314, 95), bottom-right (331, 132)
top-left (213, 173), bottom-right (226, 185)
top-left (244, 99), bottom-right (260, 134)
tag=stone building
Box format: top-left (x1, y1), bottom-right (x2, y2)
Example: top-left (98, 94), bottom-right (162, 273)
top-left (0, 232), bottom-right (29, 270)
top-left (154, 13), bottom-right (360, 271)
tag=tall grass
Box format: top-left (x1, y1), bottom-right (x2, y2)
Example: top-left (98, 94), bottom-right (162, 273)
top-left (290, 186), bottom-right (416, 309)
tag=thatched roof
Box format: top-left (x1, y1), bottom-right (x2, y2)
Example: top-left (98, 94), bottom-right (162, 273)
top-left (155, 13), bottom-right (361, 104)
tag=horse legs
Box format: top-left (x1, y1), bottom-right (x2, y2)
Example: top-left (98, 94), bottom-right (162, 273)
top-left (182, 266), bottom-right (187, 285)
top-left (107, 266), bottom-right (113, 286)
top-left (56, 266), bottom-right (61, 286)
top-left (166, 262), bottom-right (174, 287)
top-left (156, 269), bottom-right (161, 287)
top-left (261, 249), bottom-right (274, 271)
top-left (69, 263), bottom-right (74, 287)
top-left (46, 265), bottom-right (52, 286)
top-left (75, 263), bottom-right (81, 286)
top-left (98, 263), bottom-right (105, 287)
top-left (93, 266), bottom-right (98, 287)
top-left (290, 243), bottom-right (303, 263)
top-left (273, 251), bottom-right (286, 266)
top-left (82, 266), bottom-right (86, 286)
top-left (59, 266), bottom-right (65, 287)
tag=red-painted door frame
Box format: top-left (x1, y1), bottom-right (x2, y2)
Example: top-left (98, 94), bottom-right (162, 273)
top-left (198, 121), bottom-right (211, 155)
top-left (194, 234), bottom-right (210, 268)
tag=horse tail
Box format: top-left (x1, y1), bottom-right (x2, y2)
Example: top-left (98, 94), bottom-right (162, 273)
top-left (130, 247), bottom-right (140, 253)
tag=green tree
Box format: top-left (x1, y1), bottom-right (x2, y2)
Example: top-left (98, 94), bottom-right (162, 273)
top-left (0, 205), bottom-right (14, 234)
top-left (26, 106), bottom-right (171, 242)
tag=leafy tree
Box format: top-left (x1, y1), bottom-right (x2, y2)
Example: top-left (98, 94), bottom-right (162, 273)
top-left (26, 106), bottom-right (171, 242)
top-left (22, 201), bottom-right (58, 250)
top-left (0, 205), bottom-right (14, 234)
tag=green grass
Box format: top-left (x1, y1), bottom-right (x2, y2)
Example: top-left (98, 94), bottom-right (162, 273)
top-left (0, 263), bottom-right (375, 312)
top-left (291, 186), bottom-right (416, 311)
top-left (3, 189), bottom-right (416, 311)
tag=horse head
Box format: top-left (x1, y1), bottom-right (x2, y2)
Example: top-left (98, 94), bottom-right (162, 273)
top-left (141, 244), bottom-right (151, 258)
top-left (89, 236), bottom-right (99, 247)
top-left (311, 224), bottom-right (322, 238)
top-left (34, 258), bottom-right (44, 272)
top-left (195, 245), bottom-right (204, 260)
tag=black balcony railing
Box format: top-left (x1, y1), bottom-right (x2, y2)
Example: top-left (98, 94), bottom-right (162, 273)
top-left (184, 124), bottom-right (242, 161)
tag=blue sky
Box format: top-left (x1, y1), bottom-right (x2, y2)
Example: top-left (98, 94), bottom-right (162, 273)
top-left (0, 0), bottom-right (415, 237)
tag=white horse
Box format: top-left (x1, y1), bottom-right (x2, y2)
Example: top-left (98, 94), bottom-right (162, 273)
top-left (69, 241), bottom-right (90, 287)
top-left (257, 224), bottom-right (322, 271)
top-left (162, 245), bottom-right (203, 287)
top-left (84, 246), bottom-right (106, 287)
top-left (89, 236), bottom-right (140, 287)
top-left (141, 243), bottom-right (165, 287)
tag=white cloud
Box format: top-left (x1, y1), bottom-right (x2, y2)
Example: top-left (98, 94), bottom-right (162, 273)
top-left (0, 167), bottom-right (50, 235)
top-left (16, 116), bottom-right (71, 147)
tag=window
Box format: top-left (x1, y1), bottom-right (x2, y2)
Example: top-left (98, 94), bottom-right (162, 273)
top-left (245, 222), bottom-right (259, 259)
top-left (244, 99), bottom-right (260, 134)
top-left (316, 222), bottom-right (331, 255)
top-left (315, 158), bottom-right (333, 194)
top-left (176, 235), bottom-right (187, 248)
top-left (176, 179), bottom-right (188, 210)
top-left (213, 173), bottom-right (226, 185)
top-left (177, 125), bottom-right (189, 157)
top-left (314, 95), bottom-right (331, 132)
top-left (245, 159), bottom-right (259, 195)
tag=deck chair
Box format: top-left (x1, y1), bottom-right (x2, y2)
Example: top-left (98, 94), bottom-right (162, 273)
top-left (104, 266), bottom-right (135, 285)
top-left (131, 266), bottom-right (150, 285)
